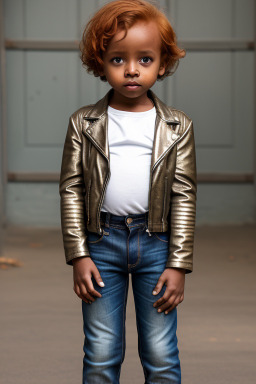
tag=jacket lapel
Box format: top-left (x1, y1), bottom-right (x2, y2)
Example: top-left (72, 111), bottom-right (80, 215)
top-left (82, 90), bottom-right (111, 160)
top-left (148, 91), bottom-right (181, 171)
top-left (82, 88), bottom-right (181, 169)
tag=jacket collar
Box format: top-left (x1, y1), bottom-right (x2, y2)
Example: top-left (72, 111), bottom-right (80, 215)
top-left (82, 88), bottom-right (181, 168)
top-left (83, 88), bottom-right (179, 124)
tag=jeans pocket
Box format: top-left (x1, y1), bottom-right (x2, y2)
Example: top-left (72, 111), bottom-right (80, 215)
top-left (152, 231), bottom-right (169, 243)
top-left (87, 229), bottom-right (107, 244)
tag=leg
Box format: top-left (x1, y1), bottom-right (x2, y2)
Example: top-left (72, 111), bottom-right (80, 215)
top-left (131, 228), bottom-right (181, 384)
top-left (82, 227), bottom-right (129, 384)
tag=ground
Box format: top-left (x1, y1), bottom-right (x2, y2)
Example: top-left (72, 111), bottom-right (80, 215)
top-left (0, 224), bottom-right (256, 384)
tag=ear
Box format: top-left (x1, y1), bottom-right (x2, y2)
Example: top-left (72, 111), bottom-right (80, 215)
top-left (158, 53), bottom-right (167, 76)
top-left (158, 64), bottom-right (166, 76)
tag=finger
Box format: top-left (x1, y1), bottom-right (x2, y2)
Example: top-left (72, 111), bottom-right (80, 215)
top-left (81, 274), bottom-right (103, 300)
top-left (92, 270), bottom-right (105, 288)
top-left (155, 294), bottom-right (176, 312)
top-left (73, 284), bottom-right (90, 303)
top-left (152, 276), bottom-right (166, 296)
top-left (84, 276), bottom-right (103, 298)
top-left (153, 287), bottom-right (174, 308)
top-left (73, 283), bottom-right (81, 297)
top-left (164, 296), bottom-right (182, 314)
top-left (79, 282), bottom-right (96, 302)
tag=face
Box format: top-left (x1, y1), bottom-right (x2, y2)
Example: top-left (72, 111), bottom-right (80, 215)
top-left (101, 20), bottom-right (166, 108)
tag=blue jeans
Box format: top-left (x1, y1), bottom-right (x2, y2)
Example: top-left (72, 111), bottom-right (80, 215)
top-left (82, 211), bottom-right (181, 384)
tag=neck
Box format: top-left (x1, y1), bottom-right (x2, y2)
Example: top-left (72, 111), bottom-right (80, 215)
top-left (108, 90), bottom-right (154, 112)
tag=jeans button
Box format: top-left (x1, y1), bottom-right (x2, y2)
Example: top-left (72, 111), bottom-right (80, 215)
top-left (127, 217), bottom-right (133, 224)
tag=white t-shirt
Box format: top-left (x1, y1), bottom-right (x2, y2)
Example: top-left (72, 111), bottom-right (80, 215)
top-left (101, 105), bottom-right (156, 215)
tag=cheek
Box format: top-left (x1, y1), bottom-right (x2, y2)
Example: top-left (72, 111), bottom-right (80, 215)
top-left (144, 66), bottom-right (162, 79)
top-left (106, 68), bottom-right (122, 80)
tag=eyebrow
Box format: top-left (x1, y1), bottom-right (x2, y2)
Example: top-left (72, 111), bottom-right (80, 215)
top-left (107, 50), bottom-right (156, 55)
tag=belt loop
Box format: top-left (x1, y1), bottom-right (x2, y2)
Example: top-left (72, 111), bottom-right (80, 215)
top-left (105, 212), bottom-right (110, 228)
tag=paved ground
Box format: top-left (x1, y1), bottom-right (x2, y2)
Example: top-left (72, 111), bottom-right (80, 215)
top-left (0, 224), bottom-right (256, 384)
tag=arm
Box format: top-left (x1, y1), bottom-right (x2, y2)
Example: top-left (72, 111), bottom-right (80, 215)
top-left (59, 115), bottom-right (90, 265)
top-left (166, 120), bottom-right (197, 273)
top-left (59, 115), bottom-right (105, 303)
top-left (152, 120), bottom-right (197, 313)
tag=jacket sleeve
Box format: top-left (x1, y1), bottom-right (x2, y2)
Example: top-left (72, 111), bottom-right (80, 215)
top-left (59, 115), bottom-right (91, 266)
top-left (166, 120), bottom-right (197, 273)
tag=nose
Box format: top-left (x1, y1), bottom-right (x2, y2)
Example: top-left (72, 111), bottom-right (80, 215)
top-left (124, 61), bottom-right (139, 77)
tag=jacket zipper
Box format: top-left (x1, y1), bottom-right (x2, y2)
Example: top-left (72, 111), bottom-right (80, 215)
top-left (87, 179), bottom-right (91, 224)
top-left (97, 166), bottom-right (111, 234)
top-left (83, 127), bottom-right (111, 235)
top-left (146, 129), bottom-right (182, 235)
top-left (146, 165), bottom-right (152, 236)
top-left (88, 142), bottom-right (91, 164)
top-left (162, 177), bottom-right (168, 225)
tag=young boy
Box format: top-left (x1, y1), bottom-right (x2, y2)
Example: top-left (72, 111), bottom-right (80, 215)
top-left (59, 1), bottom-right (197, 383)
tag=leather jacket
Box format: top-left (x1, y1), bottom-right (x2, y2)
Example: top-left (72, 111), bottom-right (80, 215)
top-left (59, 88), bottom-right (197, 273)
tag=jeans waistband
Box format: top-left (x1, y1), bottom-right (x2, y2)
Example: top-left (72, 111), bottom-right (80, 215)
top-left (100, 211), bottom-right (148, 228)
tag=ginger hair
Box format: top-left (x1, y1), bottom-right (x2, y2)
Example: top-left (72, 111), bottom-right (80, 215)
top-left (79, 0), bottom-right (185, 81)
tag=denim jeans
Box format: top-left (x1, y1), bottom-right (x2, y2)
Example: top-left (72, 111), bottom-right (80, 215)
top-left (82, 211), bottom-right (181, 384)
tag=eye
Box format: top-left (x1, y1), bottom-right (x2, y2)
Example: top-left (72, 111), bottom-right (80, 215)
top-left (140, 57), bottom-right (152, 64)
top-left (111, 57), bottom-right (123, 64)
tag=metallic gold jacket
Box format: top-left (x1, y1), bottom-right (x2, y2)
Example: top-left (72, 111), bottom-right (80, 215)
top-left (59, 88), bottom-right (197, 273)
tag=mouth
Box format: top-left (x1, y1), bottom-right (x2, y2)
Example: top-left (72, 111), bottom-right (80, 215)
top-left (124, 82), bottom-right (141, 89)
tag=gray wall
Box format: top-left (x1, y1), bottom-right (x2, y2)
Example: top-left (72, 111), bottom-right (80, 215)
top-left (2, 0), bottom-right (256, 227)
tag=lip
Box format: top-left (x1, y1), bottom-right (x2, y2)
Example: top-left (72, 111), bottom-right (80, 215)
top-left (124, 82), bottom-right (141, 86)
top-left (124, 82), bottom-right (141, 90)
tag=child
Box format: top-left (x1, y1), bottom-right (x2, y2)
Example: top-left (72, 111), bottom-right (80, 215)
top-left (59, 0), bottom-right (197, 383)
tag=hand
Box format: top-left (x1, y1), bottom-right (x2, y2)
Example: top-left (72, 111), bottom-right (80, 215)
top-left (152, 267), bottom-right (186, 314)
top-left (72, 257), bottom-right (105, 304)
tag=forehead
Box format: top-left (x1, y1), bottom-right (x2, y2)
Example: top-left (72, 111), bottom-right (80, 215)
top-left (106, 20), bottom-right (162, 53)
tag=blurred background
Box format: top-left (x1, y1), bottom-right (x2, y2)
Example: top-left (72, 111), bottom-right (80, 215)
top-left (0, 1), bottom-right (255, 384)
top-left (0, 0), bottom-right (255, 228)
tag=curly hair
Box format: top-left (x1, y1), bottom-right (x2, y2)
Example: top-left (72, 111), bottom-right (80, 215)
top-left (79, 0), bottom-right (185, 81)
